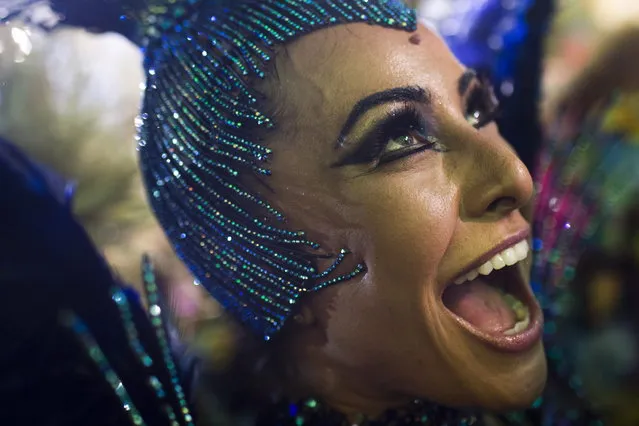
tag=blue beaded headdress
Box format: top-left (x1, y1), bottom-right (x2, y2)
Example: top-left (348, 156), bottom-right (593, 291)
top-left (137, 0), bottom-right (416, 339)
top-left (4, 0), bottom-right (416, 338)
top-left (29, 0), bottom-right (412, 339)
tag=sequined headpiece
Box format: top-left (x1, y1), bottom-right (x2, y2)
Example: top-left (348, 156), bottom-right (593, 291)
top-left (13, 0), bottom-right (416, 339)
top-left (135, 0), bottom-right (417, 339)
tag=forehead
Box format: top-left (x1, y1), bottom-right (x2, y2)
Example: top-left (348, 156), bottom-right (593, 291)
top-left (270, 22), bottom-right (464, 139)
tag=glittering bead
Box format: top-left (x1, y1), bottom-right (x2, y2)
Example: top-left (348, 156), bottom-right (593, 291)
top-left (142, 261), bottom-right (195, 425)
top-left (60, 312), bottom-right (148, 426)
top-left (137, 0), bottom-right (417, 338)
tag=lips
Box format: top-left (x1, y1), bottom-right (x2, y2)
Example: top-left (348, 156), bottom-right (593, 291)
top-left (441, 234), bottom-right (543, 353)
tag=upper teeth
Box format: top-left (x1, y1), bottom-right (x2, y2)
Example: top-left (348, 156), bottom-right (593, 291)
top-left (453, 240), bottom-right (529, 285)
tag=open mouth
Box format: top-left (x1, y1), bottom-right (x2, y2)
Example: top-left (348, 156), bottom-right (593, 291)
top-left (441, 238), bottom-right (543, 353)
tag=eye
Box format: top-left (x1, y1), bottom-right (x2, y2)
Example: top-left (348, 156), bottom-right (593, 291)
top-left (373, 108), bottom-right (440, 165)
top-left (385, 134), bottom-right (417, 152)
top-left (334, 106), bottom-right (440, 168)
top-left (379, 129), bottom-right (437, 164)
top-left (464, 79), bottom-right (500, 129)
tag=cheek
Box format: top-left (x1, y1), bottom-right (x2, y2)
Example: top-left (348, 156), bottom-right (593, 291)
top-left (313, 274), bottom-right (432, 375)
top-left (310, 168), bottom-right (458, 339)
top-left (347, 171), bottom-right (458, 294)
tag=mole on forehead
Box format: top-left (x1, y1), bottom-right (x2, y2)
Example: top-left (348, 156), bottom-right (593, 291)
top-left (409, 33), bottom-right (422, 45)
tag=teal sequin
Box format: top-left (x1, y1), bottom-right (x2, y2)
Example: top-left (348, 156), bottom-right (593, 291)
top-left (136, 0), bottom-right (417, 339)
top-left (143, 258), bottom-right (195, 425)
top-left (60, 312), bottom-right (147, 426)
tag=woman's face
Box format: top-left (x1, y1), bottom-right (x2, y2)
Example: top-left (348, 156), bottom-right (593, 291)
top-left (259, 22), bottom-right (546, 412)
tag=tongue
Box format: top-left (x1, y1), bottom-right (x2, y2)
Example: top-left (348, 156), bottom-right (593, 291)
top-left (443, 278), bottom-right (516, 334)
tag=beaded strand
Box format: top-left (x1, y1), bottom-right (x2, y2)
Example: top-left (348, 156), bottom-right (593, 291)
top-left (137, 0), bottom-right (417, 338)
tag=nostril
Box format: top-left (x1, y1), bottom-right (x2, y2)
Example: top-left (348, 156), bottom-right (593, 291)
top-left (487, 196), bottom-right (517, 214)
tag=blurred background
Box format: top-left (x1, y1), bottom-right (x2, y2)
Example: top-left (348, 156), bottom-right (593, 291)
top-left (1, 0), bottom-right (639, 423)
top-left (543, 0), bottom-right (639, 98)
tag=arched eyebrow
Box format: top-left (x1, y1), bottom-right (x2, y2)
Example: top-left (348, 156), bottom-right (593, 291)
top-left (335, 86), bottom-right (430, 149)
top-left (335, 69), bottom-right (477, 149)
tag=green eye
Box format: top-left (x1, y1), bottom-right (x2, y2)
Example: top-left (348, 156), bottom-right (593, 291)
top-left (465, 80), bottom-right (500, 129)
top-left (466, 110), bottom-right (483, 127)
top-left (334, 106), bottom-right (440, 168)
top-left (378, 132), bottom-right (440, 165)
top-left (384, 134), bottom-right (419, 153)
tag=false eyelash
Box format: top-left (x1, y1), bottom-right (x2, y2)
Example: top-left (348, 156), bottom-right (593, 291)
top-left (465, 75), bottom-right (502, 129)
top-left (337, 104), bottom-right (434, 167)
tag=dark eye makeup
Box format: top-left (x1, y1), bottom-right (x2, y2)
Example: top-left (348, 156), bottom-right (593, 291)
top-left (464, 73), bottom-right (501, 128)
top-left (333, 104), bottom-right (437, 168)
top-left (334, 73), bottom-right (501, 169)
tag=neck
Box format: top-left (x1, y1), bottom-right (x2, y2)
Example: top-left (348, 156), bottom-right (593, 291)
top-left (271, 335), bottom-right (411, 420)
top-left (313, 387), bottom-right (407, 421)
top-left (209, 331), bottom-right (477, 425)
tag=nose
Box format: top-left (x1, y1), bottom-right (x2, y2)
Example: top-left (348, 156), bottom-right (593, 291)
top-left (459, 134), bottom-right (533, 220)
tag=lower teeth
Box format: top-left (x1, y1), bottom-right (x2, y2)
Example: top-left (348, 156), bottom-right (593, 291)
top-left (501, 293), bottom-right (530, 336)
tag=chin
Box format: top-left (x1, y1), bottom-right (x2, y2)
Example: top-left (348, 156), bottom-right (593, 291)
top-left (406, 335), bottom-right (547, 413)
top-left (473, 342), bottom-right (548, 412)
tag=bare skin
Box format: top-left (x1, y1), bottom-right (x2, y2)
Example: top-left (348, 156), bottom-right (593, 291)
top-left (246, 22), bottom-right (547, 417)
